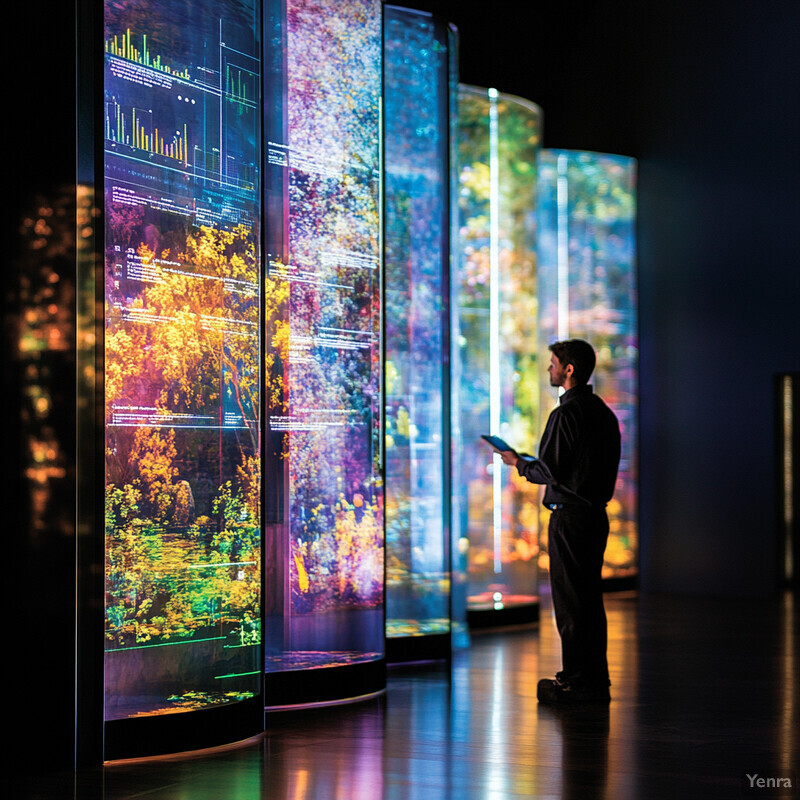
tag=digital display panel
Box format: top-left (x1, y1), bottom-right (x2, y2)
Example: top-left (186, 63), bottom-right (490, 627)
top-left (384, 6), bottom-right (452, 640)
top-left (455, 86), bottom-right (542, 614)
top-left (263, 0), bottom-right (384, 673)
top-left (536, 150), bottom-right (638, 579)
top-left (103, 0), bottom-right (261, 719)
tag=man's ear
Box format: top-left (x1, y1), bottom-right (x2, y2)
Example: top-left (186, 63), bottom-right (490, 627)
top-left (564, 362), bottom-right (574, 378)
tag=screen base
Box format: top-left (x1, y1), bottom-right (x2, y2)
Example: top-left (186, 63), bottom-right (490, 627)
top-left (264, 658), bottom-right (386, 708)
top-left (467, 599), bottom-right (540, 630)
top-left (104, 695), bottom-right (264, 762)
top-left (386, 632), bottom-right (451, 663)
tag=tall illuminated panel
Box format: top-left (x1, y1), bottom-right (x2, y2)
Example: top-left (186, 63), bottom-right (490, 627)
top-left (383, 6), bottom-right (455, 658)
top-left (537, 150), bottom-right (638, 580)
top-left (102, 0), bottom-right (262, 757)
top-left (455, 87), bottom-right (542, 625)
top-left (263, 0), bottom-right (385, 703)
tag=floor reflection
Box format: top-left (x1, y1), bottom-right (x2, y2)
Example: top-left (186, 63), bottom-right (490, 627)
top-left (45, 592), bottom-right (797, 799)
top-left (538, 705), bottom-right (609, 800)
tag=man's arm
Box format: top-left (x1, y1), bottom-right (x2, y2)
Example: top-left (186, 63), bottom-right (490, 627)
top-left (501, 405), bottom-right (571, 486)
top-left (515, 454), bottom-right (556, 485)
top-left (499, 449), bottom-right (557, 485)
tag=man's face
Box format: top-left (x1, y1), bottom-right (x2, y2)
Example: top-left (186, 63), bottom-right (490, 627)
top-left (548, 353), bottom-right (568, 387)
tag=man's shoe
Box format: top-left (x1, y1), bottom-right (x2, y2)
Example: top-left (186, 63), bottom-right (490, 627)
top-left (537, 677), bottom-right (610, 705)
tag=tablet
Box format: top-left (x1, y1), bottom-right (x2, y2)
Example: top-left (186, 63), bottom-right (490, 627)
top-left (481, 434), bottom-right (514, 453)
top-left (481, 435), bottom-right (535, 461)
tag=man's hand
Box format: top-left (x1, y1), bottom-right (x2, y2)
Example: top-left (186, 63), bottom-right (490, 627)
top-left (499, 450), bottom-right (519, 468)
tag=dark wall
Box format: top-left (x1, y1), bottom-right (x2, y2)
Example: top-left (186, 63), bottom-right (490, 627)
top-left (8, 0), bottom-right (81, 777)
top-left (411, 0), bottom-right (800, 596)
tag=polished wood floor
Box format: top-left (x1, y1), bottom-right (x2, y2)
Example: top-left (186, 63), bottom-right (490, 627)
top-left (28, 590), bottom-right (800, 799)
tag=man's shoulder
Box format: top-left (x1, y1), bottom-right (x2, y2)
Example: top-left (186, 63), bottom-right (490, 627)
top-left (591, 392), bottom-right (616, 413)
top-left (593, 395), bottom-right (621, 436)
top-left (563, 387), bottom-right (619, 425)
top-left (560, 385), bottom-right (600, 410)
top-left (588, 391), bottom-right (619, 420)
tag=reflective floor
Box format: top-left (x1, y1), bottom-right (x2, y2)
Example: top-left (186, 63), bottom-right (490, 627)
top-left (25, 590), bottom-right (800, 799)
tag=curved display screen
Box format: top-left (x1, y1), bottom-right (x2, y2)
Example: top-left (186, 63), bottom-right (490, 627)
top-left (384, 6), bottom-right (453, 643)
top-left (263, 0), bottom-right (384, 678)
top-left (455, 87), bottom-right (542, 618)
top-left (536, 150), bottom-right (638, 580)
top-left (102, 0), bottom-right (262, 720)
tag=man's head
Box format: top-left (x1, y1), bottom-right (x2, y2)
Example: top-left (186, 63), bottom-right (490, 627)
top-left (548, 339), bottom-right (596, 389)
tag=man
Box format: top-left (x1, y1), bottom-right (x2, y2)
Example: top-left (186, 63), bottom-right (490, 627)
top-left (500, 339), bottom-right (620, 704)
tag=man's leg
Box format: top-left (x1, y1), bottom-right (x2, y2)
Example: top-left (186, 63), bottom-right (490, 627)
top-left (547, 506), bottom-right (609, 691)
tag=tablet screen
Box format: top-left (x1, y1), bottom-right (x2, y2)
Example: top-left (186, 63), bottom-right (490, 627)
top-left (481, 434), bottom-right (513, 452)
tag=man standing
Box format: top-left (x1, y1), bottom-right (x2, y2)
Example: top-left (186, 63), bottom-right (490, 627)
top-left (500, 339), bottom-right (620, 704)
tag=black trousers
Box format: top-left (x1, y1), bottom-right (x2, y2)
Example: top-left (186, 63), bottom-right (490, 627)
top-left (547, 505), bottom-right (610, 689)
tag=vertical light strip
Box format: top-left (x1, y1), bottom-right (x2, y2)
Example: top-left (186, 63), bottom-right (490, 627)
top-left (556, 154), bottom-right (570, 341)
top-left (783, 376), bottom-right (794, 582)
top-left (780, 592), bottom-right (796, 776)
top-left (488, 88), bottom-right (502, 573)
top-left (780, 383), bottom-right (796, 779)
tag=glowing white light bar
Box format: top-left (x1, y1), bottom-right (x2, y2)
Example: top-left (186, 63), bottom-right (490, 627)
top-left (488, 88), bottom-right (503, 574)
top-left (556, 154), bottom-right (570, 341)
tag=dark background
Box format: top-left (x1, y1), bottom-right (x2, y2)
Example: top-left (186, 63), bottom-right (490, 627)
top-left (6, 0), bottom-right (800, 774)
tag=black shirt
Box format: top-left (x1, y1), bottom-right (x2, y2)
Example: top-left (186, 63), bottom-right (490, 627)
top-left (517, 384), bottom-right (621, 508)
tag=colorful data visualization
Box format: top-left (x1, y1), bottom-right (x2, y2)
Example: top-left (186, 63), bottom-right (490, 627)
top-left (384, 6), bottom-right (453, 640)
top-left (455, 87), bottom-right (542, 614)
top-left (263, 0), bottom-right (385, 672)
top-left (537, 150), bottom-right (638, 578)
top-left (103, 0), bottom-right (262, 719)
top-left (99, 3), bottom-right (638, 722)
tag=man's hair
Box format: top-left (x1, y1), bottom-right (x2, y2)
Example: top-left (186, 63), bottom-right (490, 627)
top-left (549, 339), bottom-right (597, 385)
